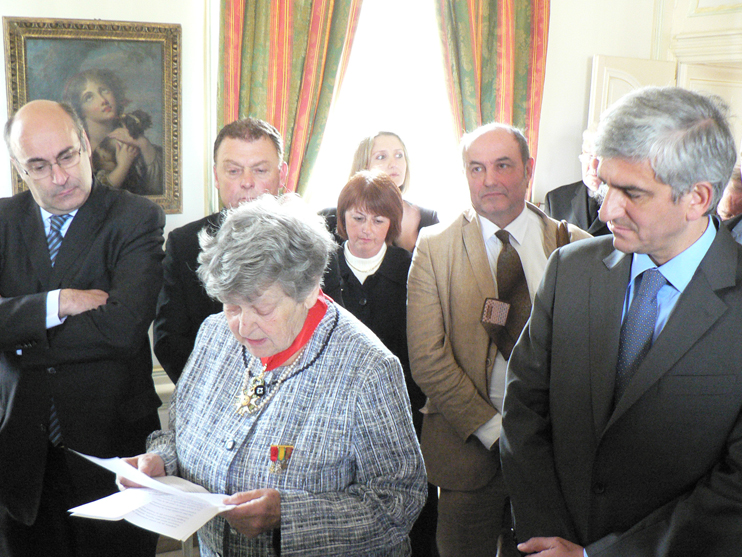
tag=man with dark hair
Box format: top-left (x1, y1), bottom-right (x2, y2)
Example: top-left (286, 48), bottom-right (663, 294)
top-left (501, 86), bottom-right (742, 556)
top-left (0, 100), bottom-right (164, 556)
top-left (407, 122), bottom-right (589, 556)
top-left (153, 117), bottom-right (288, 382)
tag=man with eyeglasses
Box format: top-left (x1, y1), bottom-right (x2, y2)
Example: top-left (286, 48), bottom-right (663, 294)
top-left (153, 117), bottom-right (288, 383)
top-left (0, 100), bottom-right (165, 557)
top-left (543, 128), bottom-right (610, 236)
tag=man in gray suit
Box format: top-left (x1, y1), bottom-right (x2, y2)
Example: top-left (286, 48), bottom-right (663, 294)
top-left (501, 87), bottom-right (742, 556)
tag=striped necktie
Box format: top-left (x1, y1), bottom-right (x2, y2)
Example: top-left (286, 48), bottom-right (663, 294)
top-left (46, 213), bottom-right (70, 445)
top-left (47, 213), bottom-right (70, 266)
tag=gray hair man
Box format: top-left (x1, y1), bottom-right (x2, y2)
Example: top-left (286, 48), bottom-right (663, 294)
top-left (543, 127), bottom-right (611, 236)
top-left (501, 86), bottom-right (742, 557)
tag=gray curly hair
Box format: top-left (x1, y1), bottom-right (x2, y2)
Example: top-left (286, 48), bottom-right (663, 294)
top-left (197, 194), bottom-right (336, 304)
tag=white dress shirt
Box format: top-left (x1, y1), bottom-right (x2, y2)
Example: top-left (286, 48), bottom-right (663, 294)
top-left (474, 206), bottom-right (548, 448)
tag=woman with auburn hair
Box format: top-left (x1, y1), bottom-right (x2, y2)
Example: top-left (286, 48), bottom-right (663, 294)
top-left (322, 131), bottom-right (438, 252)
top-left (323, 170), bottom-right (437, 556)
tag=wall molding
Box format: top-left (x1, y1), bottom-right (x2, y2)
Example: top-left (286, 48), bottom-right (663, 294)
top-left (671, 29), bottom-right (742, 66)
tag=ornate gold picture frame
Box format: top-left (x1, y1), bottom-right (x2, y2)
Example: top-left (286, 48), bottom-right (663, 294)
top-left (3, 17), bottom-right (182, 213)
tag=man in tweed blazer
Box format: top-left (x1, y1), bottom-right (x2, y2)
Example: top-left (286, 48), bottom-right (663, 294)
top-left (407, 123), bottom-right (589, 556)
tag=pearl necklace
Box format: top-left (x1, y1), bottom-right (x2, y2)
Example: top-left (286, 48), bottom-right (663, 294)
top-left (235, 346), bottom-right (303, 416)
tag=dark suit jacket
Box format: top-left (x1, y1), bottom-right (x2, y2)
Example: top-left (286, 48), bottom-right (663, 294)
top-left (0, 181), bottom-right (164, 525)
top-left (323, 245), bottom-right (425, 432)
top-left (724, 213), bottom-right (742, 239)
top-left (501, 225), bottom-right (742, 556)
top-left (544, 180), bottom-right (610, 236)
top-left (153, 213), bottom-right (223, 382)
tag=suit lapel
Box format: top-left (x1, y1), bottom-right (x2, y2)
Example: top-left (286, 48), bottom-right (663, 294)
top-left (18, 195), bottom-right (53, 286)
top-left (461, 209), bottom-right (496, 298)
top-left (50, 183), bottom-right (110, 288)
top-left (591, 248), bottom-right (630, 435)
top-left (607, 225), bottom-right (737, 428)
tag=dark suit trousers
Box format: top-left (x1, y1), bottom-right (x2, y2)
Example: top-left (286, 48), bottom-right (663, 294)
top-left (0, 445), bottom-right (158, 557)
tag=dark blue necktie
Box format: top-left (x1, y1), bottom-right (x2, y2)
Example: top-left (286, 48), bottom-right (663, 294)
top-left (614, 268), bottom-right (667, 405)
top-left (46, 213), bottom-right (70, 445)
top-left (47, 213), bottom-right (70, 266)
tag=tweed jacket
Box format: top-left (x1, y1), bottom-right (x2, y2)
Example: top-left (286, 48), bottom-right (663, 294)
top-left (407, 202), bottom-right (590, 490)
top-left (148, 302), bottom-right (426, 556)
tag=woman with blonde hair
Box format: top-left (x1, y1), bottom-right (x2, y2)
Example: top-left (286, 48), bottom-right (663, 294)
top-left (322, 131), bottom-right (438, 252)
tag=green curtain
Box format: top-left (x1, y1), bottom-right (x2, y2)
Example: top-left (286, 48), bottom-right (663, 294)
top-left (436, 0), bottom-right (549, 169)
top-left (219, 0), bottom-right (362, 194)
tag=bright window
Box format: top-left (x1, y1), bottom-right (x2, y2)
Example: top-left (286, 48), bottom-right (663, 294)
top-left (304, 0), bottom-right (469, 224)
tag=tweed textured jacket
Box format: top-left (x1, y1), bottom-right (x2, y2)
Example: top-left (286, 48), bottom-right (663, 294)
top-left (148, 302), bottom-right (426, 556)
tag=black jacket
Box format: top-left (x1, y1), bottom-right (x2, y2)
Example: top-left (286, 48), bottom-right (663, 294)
top-left (544, 180), bottom-right (610, 236)
top-left (324, 245), bottom-right (425, 432)
top-left (153, 212), bottom-right (224, 383)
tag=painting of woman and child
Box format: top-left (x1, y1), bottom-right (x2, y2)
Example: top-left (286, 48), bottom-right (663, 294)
top-left (4, 18), bottom-right (181, 211)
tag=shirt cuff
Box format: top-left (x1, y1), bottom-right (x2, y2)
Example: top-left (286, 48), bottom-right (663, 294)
top-left (473, 413), bottom-right (502, 450)
top-left (46, 289), bottom-right (66, 329)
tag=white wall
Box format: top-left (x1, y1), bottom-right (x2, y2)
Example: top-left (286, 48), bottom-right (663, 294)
top-left (532, 0), bottom-right (656, 204)
top-left (0, 0), bottom-right (214, 235)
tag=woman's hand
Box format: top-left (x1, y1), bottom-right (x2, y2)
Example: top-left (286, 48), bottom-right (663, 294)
top-left (221, 488), bottom-right (281, 538)
top-left (117, 453), bottom-right (166, 489)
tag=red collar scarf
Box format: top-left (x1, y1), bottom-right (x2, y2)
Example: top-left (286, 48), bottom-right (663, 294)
top-left (259, 291), bottom-right (329, 371)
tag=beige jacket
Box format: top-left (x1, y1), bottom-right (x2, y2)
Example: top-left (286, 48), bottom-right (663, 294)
top-left (407, 202), bottom-right (591, 490)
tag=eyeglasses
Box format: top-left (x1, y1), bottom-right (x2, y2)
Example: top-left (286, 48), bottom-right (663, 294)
top-left (578, 153), bottom-right (597, 164)
top-left (16, 146), bottom-right (83, 180)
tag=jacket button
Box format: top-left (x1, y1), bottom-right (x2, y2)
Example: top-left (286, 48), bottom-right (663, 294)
top-left (486, 358), bottom-right (492, 367)
top-left (40, 423), bottom-right (48, 434)
top-left (47, 367), bottom-right (57, 374)
top-left (359, 298), bottom-right (367, 307)
top-left (593, 483), bottom-right (606, 494)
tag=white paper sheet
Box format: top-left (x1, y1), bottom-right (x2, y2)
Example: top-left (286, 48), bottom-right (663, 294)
top-left (68, 450), bottom-right (234, 541)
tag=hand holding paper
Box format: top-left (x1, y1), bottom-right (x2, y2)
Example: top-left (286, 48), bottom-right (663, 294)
top-left (118, 453), bottom-right (166, 488)
top-left (68, 450), bottom-right (234, 541)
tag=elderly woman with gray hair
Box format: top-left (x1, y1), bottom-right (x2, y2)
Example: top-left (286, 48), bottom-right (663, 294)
top-left (123, 195), bottom-right (426, 556)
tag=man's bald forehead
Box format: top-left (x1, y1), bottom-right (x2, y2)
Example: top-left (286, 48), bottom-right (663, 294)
top-left (5, 100), bottom-right (82, 158)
